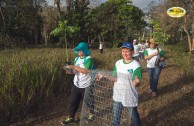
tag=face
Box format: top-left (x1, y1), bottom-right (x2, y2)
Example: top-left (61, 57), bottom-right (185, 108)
top-left (150, 43), bottom-right (156, 48)
top-left (122, 48), bottom-right (133, 60)
top-left (78, 50), bottom-right (85, 56)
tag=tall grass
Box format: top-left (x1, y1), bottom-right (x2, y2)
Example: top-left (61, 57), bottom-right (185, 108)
top-left (0, 44), bottom-right (194, 125)
top-left (0, 48), bottom-right (122, 125)
top-left (0, 48), bottom-right (75, 125)
top-left (166, 43), bottom-right (194, 74)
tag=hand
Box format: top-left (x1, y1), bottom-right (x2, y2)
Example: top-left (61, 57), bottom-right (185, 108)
top-left (153, 52), bottom-right (158, 56)
top-left (132, 77), bottom-right (140, 87)
top-left (160, 57), bottom-right (164, 61)
top-left (96, 73), bottom-right (104, 81)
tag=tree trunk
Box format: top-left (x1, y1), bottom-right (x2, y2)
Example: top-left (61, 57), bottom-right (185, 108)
top-left (43, 24), bottom-right (48, 46)
top-left (142, 29), bottom-right (145, 40)
top-left (102, 35), bottom-right (105, 44)
top-left (98, 35), bottom-right (101, 43)
top-left (192, 21), bottom-right (194, 51)
top-left (183, 25), bottom-right (192, 52)
top-left (88, 36), bottom-right (90, 44)
top-left (180, 28), bottom-right (183, 43)
top-left (34, 26), bottom-right (38, 47)
top-left (65, 30), bottom-right (68, 61)
top-left (55, 0), bottom-right (61, 19)
top-left (0, 7), bottom-right (5, 26)
top-left (182, 15), bottom-right (193, 52)
top-left (44, 32), bottom-right (48, 46)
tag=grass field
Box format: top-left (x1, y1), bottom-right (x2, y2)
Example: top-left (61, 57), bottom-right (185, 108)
top-left (1, 44), bottom-right (194, 126)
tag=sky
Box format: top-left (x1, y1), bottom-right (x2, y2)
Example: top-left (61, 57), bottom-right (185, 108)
top-left (132, 0), bottom-right (159, 10)
top-left (47, 0), bottom-right (159, 10)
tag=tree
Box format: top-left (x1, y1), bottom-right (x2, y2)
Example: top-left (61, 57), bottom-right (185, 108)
top-left (0, 0), bottom-right (46, 48)
top-left (65, 0), bottom-right (90, 43)
top-left (40, 6), bottom-right (58, 46)
top-left (50, 20), bottom-right (80, 61)
top-left (86, 0), bottom-right (146, 46)
top-left (150, 20), bottom-right (170, 43)
top-left (148, 0), bottom-right (194, 52)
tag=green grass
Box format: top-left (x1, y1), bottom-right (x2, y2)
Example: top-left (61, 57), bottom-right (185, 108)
top-left (0, 44), bottom-right (194, 125)
top-left (0, 48), bottom-right (75, 124)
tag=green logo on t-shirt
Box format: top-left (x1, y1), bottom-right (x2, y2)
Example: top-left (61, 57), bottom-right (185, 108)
top-left (127, 69), bottom-right (133, 73)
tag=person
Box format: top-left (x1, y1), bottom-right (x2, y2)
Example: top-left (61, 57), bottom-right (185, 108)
top-left (133, 40), bottom-right (140, 62)
top-left (144, 39), bottom-right (165, 97)
top-left (139, 40), bottom-right (146, 61)
top-left (61, 42), bottom-right (94, 125)
top-left (145, 40), bottom-right (149, 49)
top-left (99, 42), bottom-right (103, 53)
top-left (97, 42), bottom-right (142, 126)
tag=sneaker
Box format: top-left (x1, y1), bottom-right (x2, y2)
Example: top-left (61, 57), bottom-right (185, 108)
top-left (87, 114), bottom-right (94, 121)
top-left (61, 116), bottom-right (75, 125)
top-left (148, 89), bottom-right (152, 94)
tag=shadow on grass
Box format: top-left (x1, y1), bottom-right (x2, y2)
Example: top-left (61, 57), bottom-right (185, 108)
top-left (139, 74), bottom-right (194, 104)
top-left (142, 89), bottom-right (194, 125)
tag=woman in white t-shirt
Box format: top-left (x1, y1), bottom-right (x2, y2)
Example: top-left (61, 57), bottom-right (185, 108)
top-left (97, 42), bottom-right (142, 126)
top-left (144, 39), bottom-right (165, 97)
top-left (62, 42), bottom-right (95, 125)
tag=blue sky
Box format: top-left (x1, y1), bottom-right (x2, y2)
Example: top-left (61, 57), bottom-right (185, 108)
top-left (47, 0), bottom-right (159, 10)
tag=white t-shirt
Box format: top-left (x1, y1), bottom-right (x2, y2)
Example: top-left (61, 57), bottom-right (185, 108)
top-left (144, 48), bottom-right (163, 68)
top-left (113, 59), bottom-right (142, 107)
top-left (73, 56), bottom-right (93, 88)
top-left (99, 43), bottom-right (103, 49)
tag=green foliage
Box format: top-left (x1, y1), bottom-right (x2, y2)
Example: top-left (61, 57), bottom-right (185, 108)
top-left (86, 0), bottom-right (146, 44)
top-left (50, 20), bottom-right (80, 61)
top-left (0, 0), bottom-right (45, 48)
top-left (150, 20), bottom-right (170, 43)
top-left (50, 20), bottom-right (80, 38)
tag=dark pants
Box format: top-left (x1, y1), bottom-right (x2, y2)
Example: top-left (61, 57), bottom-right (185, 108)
top-left (69, 84), bottom-right (94, 118)
top-left (146, 67), bottom-right (162, 92)
top-left (100, 49), bottom-right (103, 53)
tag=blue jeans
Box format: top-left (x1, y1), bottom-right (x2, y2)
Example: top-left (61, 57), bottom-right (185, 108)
top-left (146, 67), bottom-right (162, 92)
top-left (112, 101), bottom-right (141, 126)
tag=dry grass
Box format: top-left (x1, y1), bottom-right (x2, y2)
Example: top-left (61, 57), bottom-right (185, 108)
top-left (1, 44), bottom-right (194, 126)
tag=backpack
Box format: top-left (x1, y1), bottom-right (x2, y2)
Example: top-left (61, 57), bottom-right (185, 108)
top-left (75, 56), bottom-right (97, 70)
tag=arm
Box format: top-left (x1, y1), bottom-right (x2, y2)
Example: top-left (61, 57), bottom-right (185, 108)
top-left (132, 67), bottom-right (142, 87)
top-left (102, 74), bottom-right (117, 82)
top-left (96, 65), bottom-right (117, 82)
top-left (96, 73), bottom-right (117, 82)
top-left (67, 65), bottom-right (89, 74)
top-left (66, 58), bottom-right (94, 74)
top-left (144, 50), bottom-right (158, 60)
